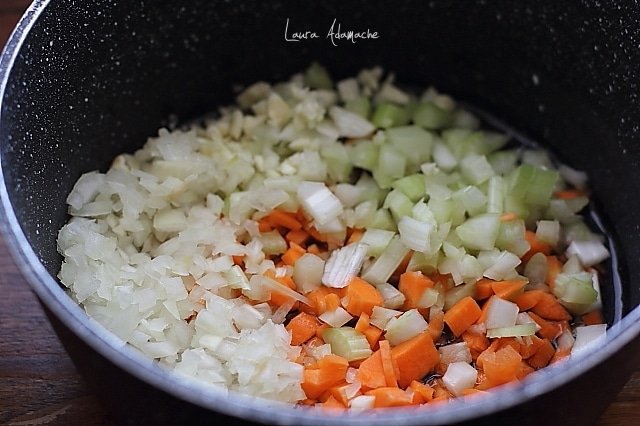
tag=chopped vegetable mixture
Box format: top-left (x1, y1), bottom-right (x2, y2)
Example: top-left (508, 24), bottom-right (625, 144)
top-left (58, 64), bottom-right (610, 410)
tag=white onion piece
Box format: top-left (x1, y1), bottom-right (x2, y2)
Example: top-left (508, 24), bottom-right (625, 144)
top-left (322, 242), bottom-right (367, 288)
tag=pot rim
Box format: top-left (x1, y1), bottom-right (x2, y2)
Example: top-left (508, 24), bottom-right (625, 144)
top-left (2, 2), bottom-right (640, 424)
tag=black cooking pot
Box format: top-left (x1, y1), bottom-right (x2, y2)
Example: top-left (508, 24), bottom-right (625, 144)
top-left (2, 1), bottom-right (640, 424)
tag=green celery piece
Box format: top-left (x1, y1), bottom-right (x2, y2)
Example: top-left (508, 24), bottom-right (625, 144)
top-left (371, 102), bottom-right (410, 128)
top-left (304, 62), bottom-right (333, 90)
top-left (349, 140), bottom-right (379, 171)
top-left (412, 101), bottom-right (452, 129)
top-left (385, 125), bottom-right (434, 165)
top-left (392, 174), bottom-right (426, 202)
top-left (345, 96), bottom-right (371, 119)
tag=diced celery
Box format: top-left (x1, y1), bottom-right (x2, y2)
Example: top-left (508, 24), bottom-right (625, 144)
top-left (488, 149), bottom-right (519, 175)
top-left (452, 109), bottom-right (480, 129)
top-left (453, 185), bottom-right (487, 217)
top-left (355, 173), bottom-right (386, 205)
top-left (455, 213), bottom-right (500, 251)
top-left (304, 62), bottom-right (333, 90)
top-left (406, 250), bottom-right (440, 274)
top-left (345, 96), bottom-right (371, 118)
top-left (384, 309), bottom-right (428, 346)
top-left (535, 220), bottom-right (560, 246)
top-left (521, 149), bottom-right (553, 169)
top-left (321, 143), bottom-right (353, 183)
top-left (433, 141), bottom-right (458, 172)
top-left (486, 176), bottom-right (505, 214)
top-left (546, 198), bottom-right (580, 224)
top-left (361, 235), bottom-right (410, 286)
top-left (322, 327), bottom-right (372, 361)
top-left (349, 140), bottom-right (379, 171)
top-left (563, 220), bottom-right (601, 243)
top-left (385, 126), bottom-right (434, 165)
top-left (427, 197), bottom-right (453, 224)
top-left (391, 174), bottom-right (426, 202)
top-left (495, 219), bottom-right (530, 257)
top-left (369, 208), bottom-right (397, 231)
top-left (459, 154), bottom-right (495, 185)
top-left (553, 272), bottom-right (598, 314)
top-left (297, 181), bottom-right (344, 225)
top-left (398, 215), bottom-right (435, 253)
top-left (383, 190), bottom-right (413, 223)
top-left (509, 164), bottom-right (559, 206)
top-left (412, 101), bottom-right (452, 129)
top-left (371, 102), bottom-right (409, 128)
top-left (360, 228), bottom-right (396, 257)
top-left (504, 193), bottom-right (529, 219)
top-left (373, 143), bottom-right (407, 188)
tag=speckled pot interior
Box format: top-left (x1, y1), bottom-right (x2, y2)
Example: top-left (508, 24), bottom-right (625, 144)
top-left (2, 1), bottom-right (640, 425)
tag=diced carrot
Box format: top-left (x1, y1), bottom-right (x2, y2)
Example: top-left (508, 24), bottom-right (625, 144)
top-left (443, 296), bottom-right (482, 337)
top-left (522, 230), bottom-right (552, 262)
top-left (475, 278), bottom-right (495, 300)
top-left (362, 326), bottom-right (383, 350)
top-left (475, 339), bottom-right (502, 370)
top-left (516, 361), bottom-right (535, 380)
top-left (582, 309), bottom-right (604, 325)
top-left (365, 387), bottom-right (414, 408)
top-left (307, 226), bottom-right (328, 243)
top-left (266, 273), bottom-right (298, 307)
top-left (258, 219), bottom-right (272, 232)
top-left (321, 395), bottom-right (346, 409)
top-left (305, 336), bottom-right (325, 349)
top-left (304, 287), bottom-right (345, 316)
top-left (266, 209), bottom-right (303, 231)
top-left (286, 312), bottom-right (320, 346)
top-left (550, 347), bottom-right (571, 364)
top-left (282, 242), bottom-right (306, 266)
top-left (347, 228), bottom-right (364, 244)
top-left (527, 312), bottom-right (562, 340)
top-left (307, 244), bottom-right (322, 255)
top-left (500, 212), bottom-right (518, 222)
top-left (302, 355), bottom-right (349, 399)
top-left (399, 271), bottom-right (434, 310)
top-left (409, 380), bottom-right (435, 402)
top-left (357, 350), bottom-right (386, 390)
top-left (300, 398), bottom-right (317, 406)
top-left (461, 388), bottom-right (489, 397)
top-left (232, 255), bottom-right (245, 267)
top-left (427, 310), bottom-right (445, 341)
top-left (379, 340), bottom-right (399, 388)
top-left (490, 280), bottom-right (526, 301)
top-left (286, 229), bottom-right (310, 246)
top-left (325, 293), bottom-right (341, 312)
top-left (531, 292), bottom-right (572, 321)
top-left (354, 313), bottom-right (370, 333)
top-left (344, 277), bottom-right (384, 317)
top-left (514, 290), bottom-right (546, 311)
top-left (482, 345), bottom-right (522, 386)
top-left (315, 323), bottom-right (329, 340)
top-left (330, 383), bottom-right (358, 407)
top-left (546, 255), bottom-right (562, 291)
top-left (391, 331), bottom-right (440, 388)
top-left (462, 331), bottom-right (490, 360)
top-left (527, 338), bottom-right (555, 369)
top-left (554, 189), bottom-right (588, 199)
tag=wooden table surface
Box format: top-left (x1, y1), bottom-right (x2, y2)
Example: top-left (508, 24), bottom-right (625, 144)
top-left (1, 1), bottom-right (640, 425)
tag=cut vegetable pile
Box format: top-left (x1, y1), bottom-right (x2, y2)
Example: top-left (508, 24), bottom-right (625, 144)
top-left (57, 64), bottom-right (611, 409)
